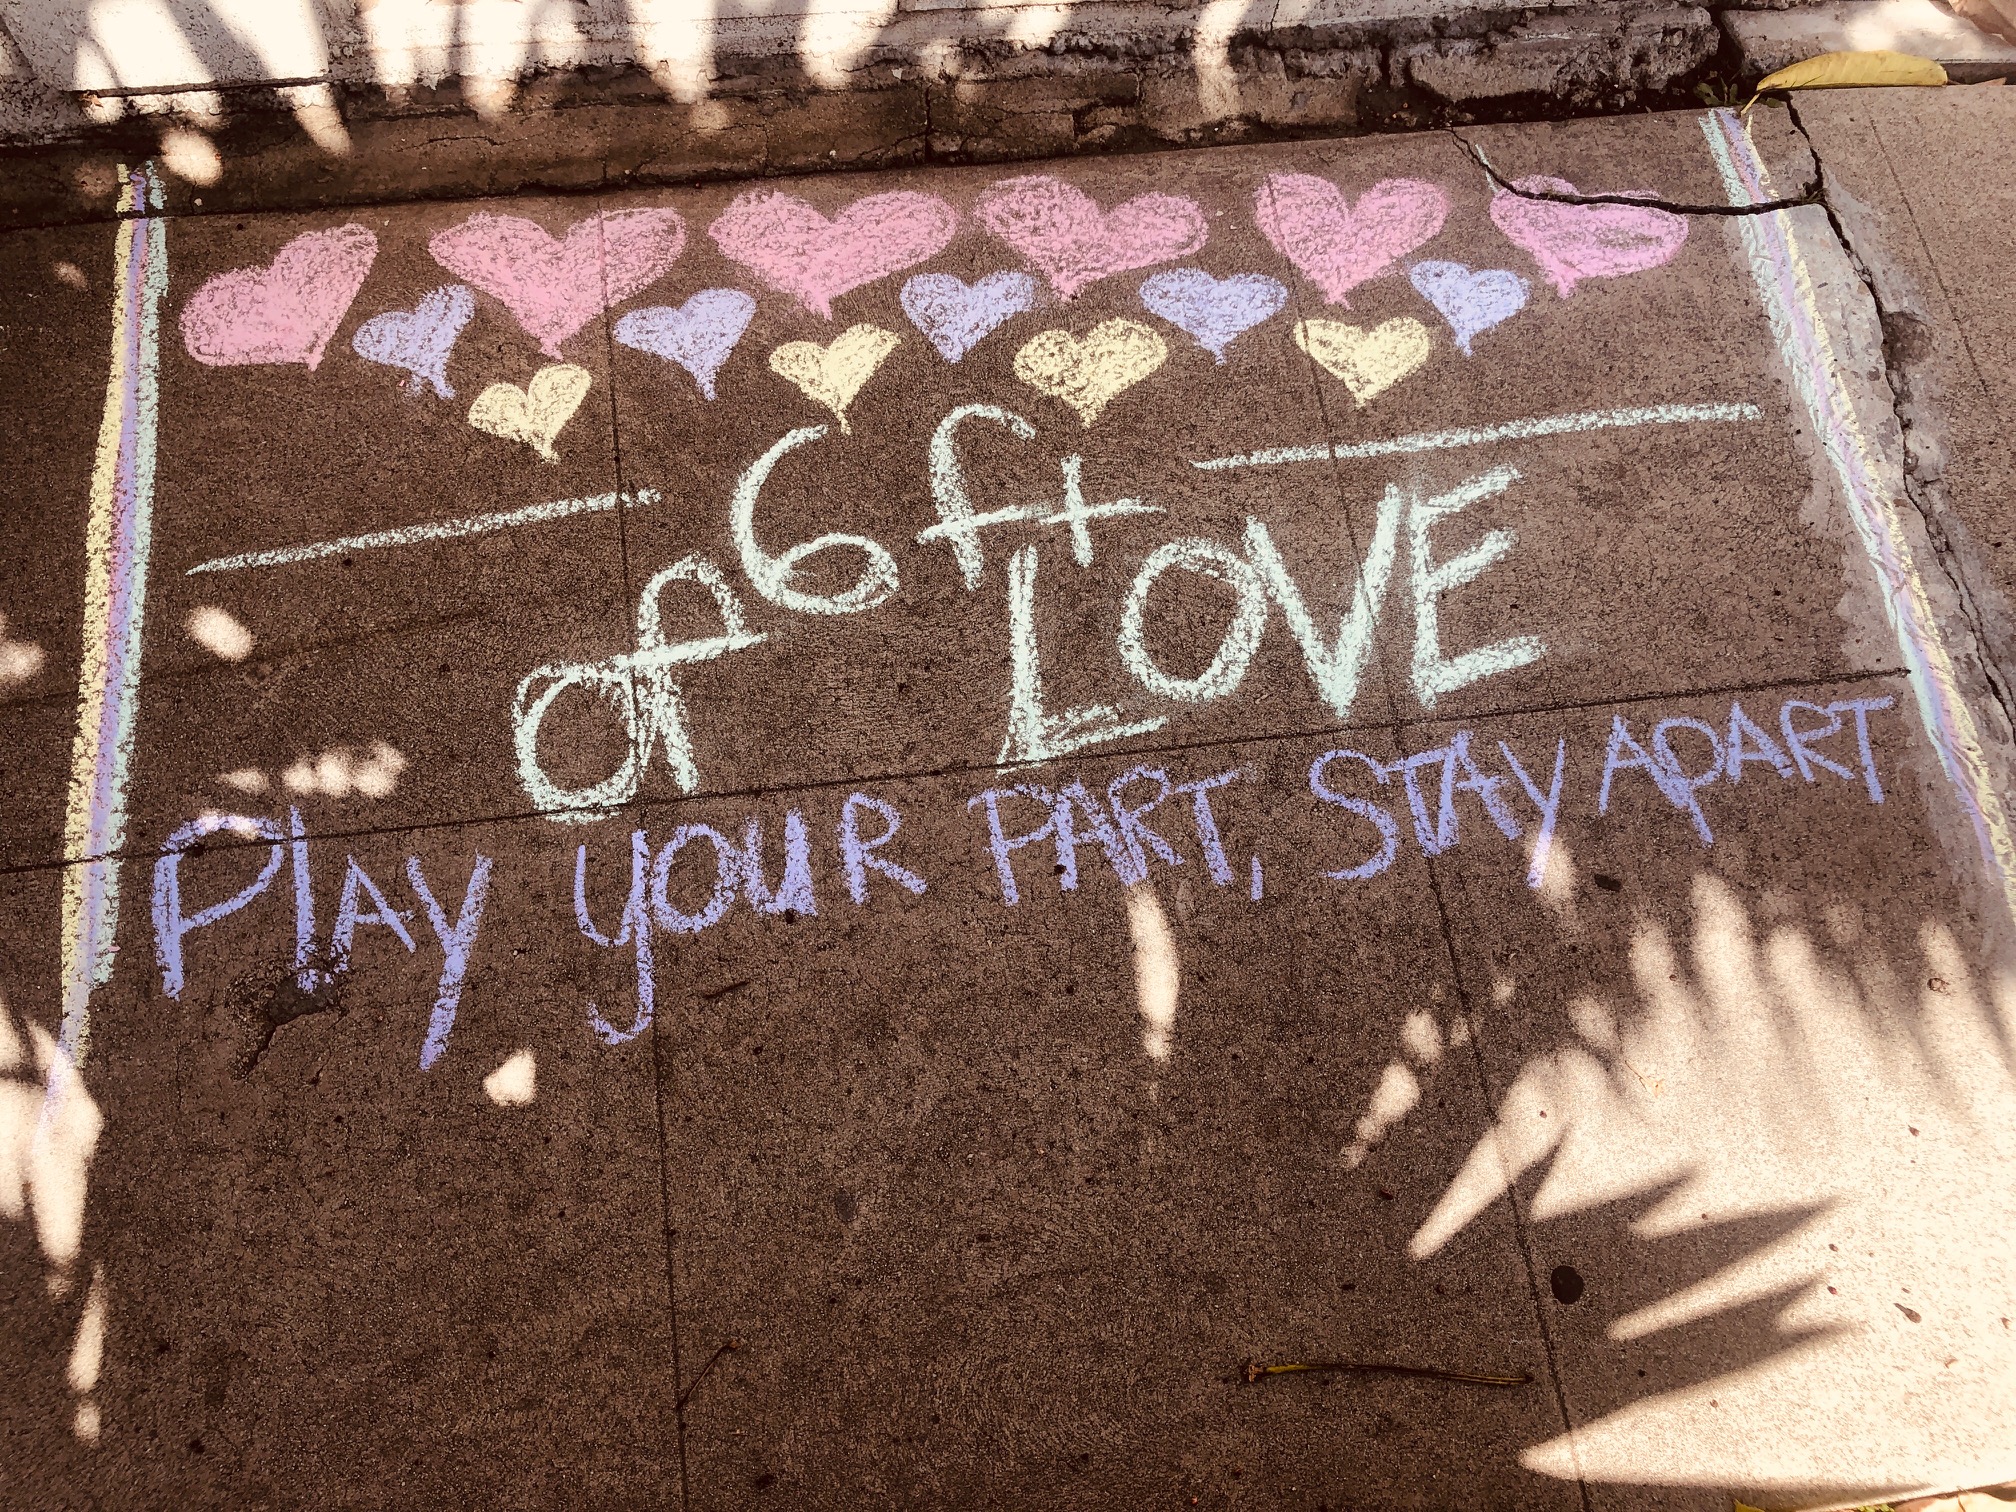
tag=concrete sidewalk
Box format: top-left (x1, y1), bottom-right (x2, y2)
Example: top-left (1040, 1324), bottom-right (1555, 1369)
top-left (3, 89), bottom-right (2015, 1510)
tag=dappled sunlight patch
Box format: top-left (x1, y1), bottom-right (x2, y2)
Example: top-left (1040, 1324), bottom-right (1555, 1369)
top-left (1409, 1040), bottom-right (1630, 1260)
top-left (483, 1048), bottom-right (536, 1107)
top-left (800, 0), bottom-right (902, 88)
top-left (158, 126), bottom-right (221, 186)
top-left (1414, 868), bottom-right (2016, 1490)
top-left (66, 1263), bottom-right (106, 1442)
top-left (186, 604), bottom-right (251, 660)
top-left (1342, 1009), bottom-right (1454, 1171)
top-left (0, 992), bottom-right (108, 1444)
top-left (1343, 1061), bottom-right (1420, 1170)
top-left (280, 739), bottom-right (407, 799)
top-left (1532, 833), bottom-right (1582, 929)
top-left (1125, 881), bottom-right (1178, 1064)
top-left (0, 1010), bottom-right (103, 1274)
top-left (214, 741), bottom-right (409, 800)
top-left (0, 612), bottom-right (46, 687)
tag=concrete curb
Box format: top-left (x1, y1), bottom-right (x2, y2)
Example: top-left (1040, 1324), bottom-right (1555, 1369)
top-left (0, 0), bottom-right (2004, 227)
top-left (0, 0), bottom-right (1723, 227)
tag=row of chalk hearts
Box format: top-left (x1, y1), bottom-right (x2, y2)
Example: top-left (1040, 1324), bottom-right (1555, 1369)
top-left (462, 303), bottom-right (1455, 465)
top-left (181, 172), bottom-right (1687, 453)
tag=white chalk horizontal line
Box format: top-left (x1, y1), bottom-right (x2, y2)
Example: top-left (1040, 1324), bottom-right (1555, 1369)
top-left (1191, 402), bottom-right (1765, 471)
top-left (185, 488), bottom-right (660, 574)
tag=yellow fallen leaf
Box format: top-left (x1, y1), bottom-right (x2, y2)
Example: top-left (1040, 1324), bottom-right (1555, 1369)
top-left (1754, 49), bottom-right (1948, 95)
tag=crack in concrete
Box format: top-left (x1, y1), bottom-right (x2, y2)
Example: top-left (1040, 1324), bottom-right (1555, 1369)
top-left (1451, 127), bottom-right (1819, 214)
top-left (1786, 98), bottom-right (2016, 750)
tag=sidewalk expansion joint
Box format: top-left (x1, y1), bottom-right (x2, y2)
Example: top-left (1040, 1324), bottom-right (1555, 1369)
top-left (0, 666), bottom-right (1908, 879)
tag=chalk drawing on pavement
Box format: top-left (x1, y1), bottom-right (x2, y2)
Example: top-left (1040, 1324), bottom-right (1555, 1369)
top-left (1407, 261), bottom-right (1529, 356)
top-left (919, 403), bottom-right (1166, 602)
top-left (1194, 401), bottom-right (1764, 469)
top-left (708, 188), bottom-right (959, 319)
top-left (513, 556), bottom-right (767, 817)
top-left (139, 159), bottom-right (1854, 1046)
top-left (976, 175), bottom-right (1208, 299)
top-left (1137, 270), bottom-right (1287, 363)
top-left (175, 166), bottom-right (1717, 417)
top-left (352, 284), bottom-right (475, 399)
top-left (901, 272), bottom-right (1038, 363)
top-left (467, 363), bottom-right (593, 462)
top-left (62, 161), bottom-right (165, 1065)
top-left (1294, 316), bottom-right (1434, 406)
top-left (614, 289), bottom-right (757, 399)
top-left (999, 543), bottom-right (1169, 765)
top-left (160, 149), bottom-right (1735, 445)
top-left (180, 223), bottom-right (375, 370)
top-left (1254, 174), bottom-right (1449, 306)
top-left (149, 814), bottom-right (494, 1069)
top-left (1705, 108), bottom-right (2016, 922)
top-left (731, 425), bottom-right (902, 615)
top-left (186, 490), bottom-right (659, 575)
top-left (1118, 538), bottom-right (1269, 703)
top-left (1408, 464), bottom-right (1543, 707)
top-left (429, 209), bottom-right (686, 357)
top-left (768, 324), bottom-right (901, 432)
top-left (1013, 320), bottom-right (1169, 425)
top-left (148, 685), bottom-right (1906, 1064)
top-left (1488, 178), bottom-right (1689, 297)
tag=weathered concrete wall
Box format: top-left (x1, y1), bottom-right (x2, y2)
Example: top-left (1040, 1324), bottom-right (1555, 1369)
top-left (0, 0), bottom-right (1732, 225)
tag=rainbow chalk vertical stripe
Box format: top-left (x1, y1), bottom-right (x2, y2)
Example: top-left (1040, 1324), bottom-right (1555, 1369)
top-left (58, 163), bottom-right (166, 1064)
top-left (1703, 109), bottom-right (2016, 922)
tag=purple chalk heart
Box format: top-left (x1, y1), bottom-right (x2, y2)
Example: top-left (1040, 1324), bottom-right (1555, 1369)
top-left (351, 283), bottom-right (475, 399)
top-left (899, 272), bottom-right (1037, 363)
top-left (1138, 268), bottom-right (1287, 363)
top-left (613, 289), bottom-right (757, 401)
top-left (1407, 260), bottom-right (1529, 356)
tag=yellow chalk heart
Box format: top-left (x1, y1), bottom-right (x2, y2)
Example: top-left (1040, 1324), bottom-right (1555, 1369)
top-left (1294, 317), bottom-right (1433, 407)
top-left (1013, 319), bottom-right (1168, 427)
top-left (769, 324), bottom-right (900, 433)
top-left (468, 363), bottom-right (592, 463)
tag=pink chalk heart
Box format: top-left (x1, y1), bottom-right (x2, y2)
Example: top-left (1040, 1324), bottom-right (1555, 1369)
top-left (975, 175), bottom-right (1207, 300)
top-left (707, 189), bottom-right (958, 319)
top-left (180, 224), bottom-right (378, 370)
top-left (1489, 177), bottom-right (1689, 297)
top-left (1253, 174), bottom-right (1448, 307)
top-left (429, 209), bottom-right (687, 358)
